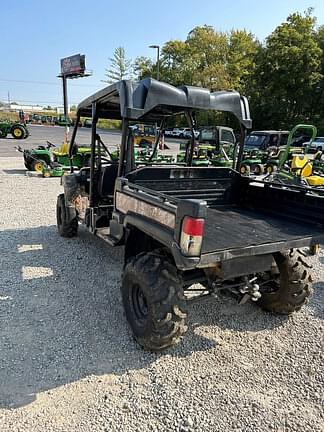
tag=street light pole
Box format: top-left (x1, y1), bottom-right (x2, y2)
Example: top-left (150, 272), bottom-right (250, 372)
top-left (149, 44), bottom-right (161, 144)
top-left (149, 44), bottom-right (160, 80)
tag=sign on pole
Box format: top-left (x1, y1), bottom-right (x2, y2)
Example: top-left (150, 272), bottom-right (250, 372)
top-left (58, 54), bottom-right (91, 144)
top-left (60, 54), bottom-right (86, 78)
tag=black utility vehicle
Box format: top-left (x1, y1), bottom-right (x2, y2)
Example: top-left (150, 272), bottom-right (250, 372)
top-left (57, 79), bottom-right (324, 351)
top-left (245, 130), bottom-right (289, 150)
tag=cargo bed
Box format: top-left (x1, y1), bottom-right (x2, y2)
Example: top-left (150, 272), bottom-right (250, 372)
top-left (125, 166), bottom-right (324, 263)
top-left (202, 205), bottom-right (324, 254)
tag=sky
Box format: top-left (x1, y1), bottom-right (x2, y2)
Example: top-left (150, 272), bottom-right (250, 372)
top-left (1, 0), bottom-right (324, 107)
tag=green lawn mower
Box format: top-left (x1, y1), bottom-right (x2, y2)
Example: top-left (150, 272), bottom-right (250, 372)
top-left (264, 124), bottom-right (324, 188)
top-left (16, 141), bottom-right (94, 177)
top-left (240, 149), bottom-right (269, 175)
top-left (264, 146), bottom-right (305, 174)
top-left (0, 120), bottom-right (29, 139)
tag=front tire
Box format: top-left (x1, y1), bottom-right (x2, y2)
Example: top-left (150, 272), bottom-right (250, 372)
top-left (31, 159), bottom-right (45, 173)
top-left (257, 249), bottom-right (312, 314)
top-left (240, 164), bottom-right (250, 175)
top-left (121, 251), bottom-right (187, 351)
top-left (56, 193), bottom-right (78, 238)
top-left (0, 129), bottom-right (7, 138)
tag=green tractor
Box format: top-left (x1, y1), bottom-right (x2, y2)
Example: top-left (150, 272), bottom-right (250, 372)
top-left (240, 149), bottom-right (268, 175)
top-left (264, 146), bottom-right (305, 174)
top-left (176, 149), bottom-right (211, 166)
top-left (177, 125), bottom-right (236, 167)
top-left (241, 130), bottom-right (290, 175)
top-left (16, 141), bottom-right (94, 177)
top-left (55, 115), bottom-right (72, 127)
top-left (0, 120), bottom-right (29, 139)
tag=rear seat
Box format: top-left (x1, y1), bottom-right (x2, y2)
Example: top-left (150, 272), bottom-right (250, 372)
top-left (99, 164), bottom-right (119, 197)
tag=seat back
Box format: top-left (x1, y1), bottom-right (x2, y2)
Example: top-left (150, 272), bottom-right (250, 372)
top-left (99, 164), bottom-right (119, 197)
top-left (53, 142), bottom-right (69, 156)
top-left (291, 155), bottom-right (313, 177)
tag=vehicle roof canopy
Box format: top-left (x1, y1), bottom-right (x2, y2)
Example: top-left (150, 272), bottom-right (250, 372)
top-left (77, 78), bottom-right (252, 128)
top-left (249, 130), bottom-right (289, 135)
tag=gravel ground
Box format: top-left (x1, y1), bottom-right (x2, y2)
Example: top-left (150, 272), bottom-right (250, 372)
top-left (0, 157), bottom-right (323, 432)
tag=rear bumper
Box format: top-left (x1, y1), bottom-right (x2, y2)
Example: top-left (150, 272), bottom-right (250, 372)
top-left (197, 235), bottom-right (324, 268)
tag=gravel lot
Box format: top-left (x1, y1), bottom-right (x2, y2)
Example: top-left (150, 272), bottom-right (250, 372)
top-left (0, 157), bottom-right (323, 432)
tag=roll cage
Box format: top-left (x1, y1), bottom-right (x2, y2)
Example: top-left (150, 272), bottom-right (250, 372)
top-left (68, 78), bottom-right (252, 203)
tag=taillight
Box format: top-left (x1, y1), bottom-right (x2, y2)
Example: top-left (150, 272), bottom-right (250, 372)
top-left (180, 216), bottom-right (205, 257)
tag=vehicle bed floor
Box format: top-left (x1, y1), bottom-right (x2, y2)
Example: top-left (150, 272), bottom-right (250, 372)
top-left (202, 205), bottom-right (324, 254)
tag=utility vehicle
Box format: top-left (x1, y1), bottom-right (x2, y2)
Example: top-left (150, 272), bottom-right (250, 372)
top-left (57, 79), bottom-right (324, 351)
top-left (245, 130), bottom-right (289, 151)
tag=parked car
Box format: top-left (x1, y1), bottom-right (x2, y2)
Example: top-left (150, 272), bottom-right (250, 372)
top-left (303, 136), bottom-right (324, 152)
top-left (172, 128), bottom-right (188, 138)
top-left (183, 129), bottom-right (200, 139)
top-left (164, 128), bottom-right (175, 137)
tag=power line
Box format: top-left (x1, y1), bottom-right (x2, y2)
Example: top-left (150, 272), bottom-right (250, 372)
top-left (0, 78), bottom-right (103, 88)
top-left (0, 97), bottom-right (80, 105)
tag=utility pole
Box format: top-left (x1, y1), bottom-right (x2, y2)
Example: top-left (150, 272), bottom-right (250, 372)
top-left (7, 91), bottom-right (10, 110)
top-left (62, 75), bottom-right (69, 143)
top-left (149, 45), bottom-right (161, 143)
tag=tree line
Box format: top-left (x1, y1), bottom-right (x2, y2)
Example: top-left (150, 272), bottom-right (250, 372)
top-left (104, 10), bottom-right (324, 132)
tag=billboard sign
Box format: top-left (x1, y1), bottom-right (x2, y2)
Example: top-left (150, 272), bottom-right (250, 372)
top-left (60, 54), bottom-right (85, 77)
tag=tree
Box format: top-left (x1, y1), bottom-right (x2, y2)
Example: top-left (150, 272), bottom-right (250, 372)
top-left (134, 56), bottom-right (154, 80)
top-left (104, 47), bottom-right (133, 83)
top-left (227, 30), bottom-right (260, 93)
top-left (250, 11), bottom-right (322, 128)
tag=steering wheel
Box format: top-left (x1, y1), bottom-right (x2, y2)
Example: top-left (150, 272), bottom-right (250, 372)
top-left (46, 141), bottom-right (56, 148)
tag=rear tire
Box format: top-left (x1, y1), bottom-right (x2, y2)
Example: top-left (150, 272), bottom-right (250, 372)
top-left (257, 249), bottom-right (312, 314)
top-left (11, 125), bottom-right (25, 139)
top-left (121, 251), bottom-right (187, 351)
top-left (56, 194), bottom-right (78, 238)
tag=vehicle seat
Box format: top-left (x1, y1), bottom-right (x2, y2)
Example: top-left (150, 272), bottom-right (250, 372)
top-left (99, 164), bottom-right (119, 196)
top-left (291, 155), bottom-right (313, 177)
top-left (53, 142), bottom-right (69, 156)
top-left (306, 175), bottom-right (324, 186)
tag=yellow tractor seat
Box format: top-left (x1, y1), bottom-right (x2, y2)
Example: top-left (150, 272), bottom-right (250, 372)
top-left (53, 142), bottom-right (70, 156)
top-left (306, 175), bottom-right (324, 187)
top-left (291, 155), bottom-right (313, 177)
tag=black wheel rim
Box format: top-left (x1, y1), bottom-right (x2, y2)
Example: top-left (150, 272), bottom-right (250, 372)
top-left (132, 284), bottom-right (148, 322)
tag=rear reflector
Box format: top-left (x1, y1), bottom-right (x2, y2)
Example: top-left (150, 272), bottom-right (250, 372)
top-left (182, 217), bottom-right (205, 236)
top-left (180, 216), bottom-right (205, 257)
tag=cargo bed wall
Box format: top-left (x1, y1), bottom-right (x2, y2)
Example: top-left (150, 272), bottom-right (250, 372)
top-left (126, 166), bottom-right (238, 204)
top-left (238, 180), bottom-right (324, 227)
